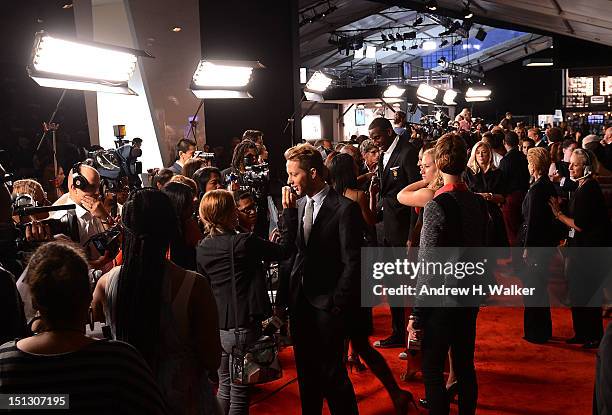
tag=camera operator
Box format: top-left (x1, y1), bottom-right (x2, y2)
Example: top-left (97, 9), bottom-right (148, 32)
top-left (169, 138), bottom-right (196, 174)
top-left (50, 162), bottom-right (116, 270)
top-left (221, 139), bottom-right (259, 187)
top-left (222, 140), bottom-right (271, 238)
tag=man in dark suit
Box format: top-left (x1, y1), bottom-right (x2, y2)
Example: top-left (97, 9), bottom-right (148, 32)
top-left (276, 143), bottom-right (362, 415)
top-left (368, 117), bottom-right (420, 348)
top-left (168, 138), bottom-right (196, 174)
top-left (499, 131), bottom-right (531, 276)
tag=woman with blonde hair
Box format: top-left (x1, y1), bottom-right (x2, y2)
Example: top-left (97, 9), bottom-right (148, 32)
top-left (197, 188), bottom-right (297, 414)
top-left (397, 144), bottom-right (457, 407)
top-left (463, 141), bottom-right (506, 205)
top-left (519, 147), bottom-right (559, 344)
top-left (397, 145), bottom-right (443, 213)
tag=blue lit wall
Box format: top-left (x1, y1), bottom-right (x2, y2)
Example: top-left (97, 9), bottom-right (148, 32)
top-left (421, 28), bottom-right (527, 69)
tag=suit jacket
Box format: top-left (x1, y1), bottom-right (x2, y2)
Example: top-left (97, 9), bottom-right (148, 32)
top-left (169, 161), bottom-right (182, 174)
top-left (276, 188), bottom-right (362, 312)
top-left (378, 137), bottom-right (420, 246)
top-left (520, 176), bottom-right (559, 247)
top-left (535, 140), bottom-right (548, 148)
top-left (196, 208), bottom-right (297, 329)
top-left (499, 148), bottom-right (530, 193)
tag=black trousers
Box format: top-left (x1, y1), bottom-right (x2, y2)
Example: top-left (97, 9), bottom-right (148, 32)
top-left (566, 251), bottom-right (605, 342)
top-left (391, 306), bottom-right (406, 341)
top-left (291, 291), bottom-right (358, 415)
top-left (522, 252), bottom-right (553, 342)
top-left (421, 307), bottom-right (479, 415)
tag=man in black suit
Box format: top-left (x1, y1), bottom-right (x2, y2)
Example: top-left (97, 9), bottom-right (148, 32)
top-left (276, 143), bottom-right (361, 415)
top-left (368, 117), bottom-right (420, 348)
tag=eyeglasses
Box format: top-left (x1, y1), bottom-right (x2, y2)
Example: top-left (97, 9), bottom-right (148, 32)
top-left (238, 205), bottom-right (257, 214)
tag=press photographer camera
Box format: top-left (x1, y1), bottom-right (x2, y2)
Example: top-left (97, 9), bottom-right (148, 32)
top-left (241, 160), bottom-right (270, 200)
top-left (83, 125), bottom-right (143, 192)
top-left (84, 223), bottom-right (122, 260)
top-left (420, 110), bottom-right (453, 140)
top-left (11, 188), bottom-right (80, 251)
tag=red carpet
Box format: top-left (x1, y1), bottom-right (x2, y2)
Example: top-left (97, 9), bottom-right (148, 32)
top-left (251, 306), bottom-right (606, 414)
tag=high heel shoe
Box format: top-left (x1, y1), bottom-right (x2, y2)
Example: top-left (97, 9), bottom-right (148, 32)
top-left (446, 381), bottom-right (458, 402)
top-left (393, 389), bottom-right (418, 415)
top-left (347, 355), bottom-right (367, 373)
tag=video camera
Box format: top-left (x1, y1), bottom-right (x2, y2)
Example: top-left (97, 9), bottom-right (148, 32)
top-left (243, 161), bottom-right (269, 201)
top-left (11, 195), bottom-right (80, 249)
top-left (84, 125), bottom-right (143, 192)
top-left (85, 223), bottom-right (122, 259)
top-left (420, 110), bottom-right (453, 139)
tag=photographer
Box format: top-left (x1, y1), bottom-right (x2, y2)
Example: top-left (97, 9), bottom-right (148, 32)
top-left (169, 138), bottom-right (196, 174)
top-left (221, 139), bottom-right (260, 188)
top-left (222, 140), bottom-right (271, 238)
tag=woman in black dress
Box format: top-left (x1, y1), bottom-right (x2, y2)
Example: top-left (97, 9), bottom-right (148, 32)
top-left (327, 153), bottom-right (416, 415)
top-left (463, 141), bottom-right (506, 204)
top-left (549, 148), bottom-right (611, 349)
top-left (520, 147), bottom-right (559, 344)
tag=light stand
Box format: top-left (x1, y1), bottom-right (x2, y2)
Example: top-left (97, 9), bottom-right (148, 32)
top-left (283, 96), bottom-right (306, 146)
top-left (35, 89), bottom-right (66, 155)
top-left (186, 99), bottom-right (204, 148)
top-left (34, 89), bottom-right (66, 200)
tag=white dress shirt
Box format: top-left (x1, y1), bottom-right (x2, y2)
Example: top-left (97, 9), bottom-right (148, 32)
top-left (51, 196), bottom-right (105, 258)
top-left (304, 184), bottom-right (330, 223)
top-left (382, 135), bottom-right (400, 169)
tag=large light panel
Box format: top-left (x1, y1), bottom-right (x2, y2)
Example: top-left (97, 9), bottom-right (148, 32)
top-left (192, 89), bottom-right (252, 99)
top-left (32, 34), bottom-right (137, 82)
top-left (416, 83), bottom-right (439, 104)
top-left (465, 87), bottom-right (492, 101)
top-left (383, 85), bottom-right (406, 98)
top-left (192, 60), bottom-right (263, 88)
top-left (306, 71), bottom-right (332, 93)
top-left (443, 89), bottom-right (458, 105)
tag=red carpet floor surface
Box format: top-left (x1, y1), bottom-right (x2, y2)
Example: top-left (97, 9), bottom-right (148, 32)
top-left (250, 306), bottom-right (608, 415)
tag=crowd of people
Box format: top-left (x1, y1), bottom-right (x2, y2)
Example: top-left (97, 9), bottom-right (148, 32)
top-left (0, 112), bottom-right (611, 415)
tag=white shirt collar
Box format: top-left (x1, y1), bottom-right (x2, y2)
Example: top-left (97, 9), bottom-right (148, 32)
top-left (52, 195), bottom-right (89, 218)
top-left (385, 135), bottom-right (400, 156)
top-left (307, 184), bottom-right (330, 206)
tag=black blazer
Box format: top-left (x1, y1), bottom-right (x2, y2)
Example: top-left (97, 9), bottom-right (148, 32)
top-left (196, 209), bottom-right (297, 330)
top-left (498, 148), bottom-right (530, 193)
top-left (276, 188), bottom-right (362, 312)
top-left (462, 168), bottom-right (506, 195)
top-left (520, 176), bottom-right (559, 247)
top-left (378, 137), bottom-right (420, 246)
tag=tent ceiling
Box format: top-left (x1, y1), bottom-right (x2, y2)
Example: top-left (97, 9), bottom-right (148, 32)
top-left (299, 0), bottom-right (611, 72)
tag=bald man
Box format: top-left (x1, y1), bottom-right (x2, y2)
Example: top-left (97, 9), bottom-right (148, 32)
top-left (51, 163), bottom-right (115, 263)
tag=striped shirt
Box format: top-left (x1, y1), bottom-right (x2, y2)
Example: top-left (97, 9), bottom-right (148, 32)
top-left (0, 339), bottom-right (167, 414)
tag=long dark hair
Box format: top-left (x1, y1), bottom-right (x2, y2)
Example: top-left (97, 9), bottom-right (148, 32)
top-left (162, 181), bottom-right (196, 269)
top-left (328, 153), bottom-right (358, 196)
top-left (114, 188), bottom-right (178, 373)
top-left (231, 140), bottom-right (258, 171)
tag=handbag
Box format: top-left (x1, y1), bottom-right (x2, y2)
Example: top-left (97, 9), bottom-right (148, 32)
top-left (228, 235), bottom-right (282, 385)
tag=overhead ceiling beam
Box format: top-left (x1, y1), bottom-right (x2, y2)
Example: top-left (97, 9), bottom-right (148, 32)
top-left (369, 0), bottom-right (612, 45)
top-left (300, 4), bottom-right (389, 43)
top-left (301, 9), bottom-right (424, 66)
top-left (549, 0), bottom-right (575, 35)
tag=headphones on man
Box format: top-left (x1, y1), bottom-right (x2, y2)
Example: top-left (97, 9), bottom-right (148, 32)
top-left (71, 162), bottom-right (91, 190)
